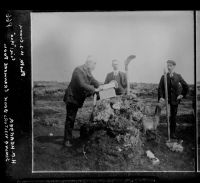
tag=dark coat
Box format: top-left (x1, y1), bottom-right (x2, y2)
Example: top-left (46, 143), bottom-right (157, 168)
top-left (158, 72), bottom-right (189, 105)
top-left (63, 64), bottom-right (99, 108)
top-left (104, 71), bottom-right (127, 95)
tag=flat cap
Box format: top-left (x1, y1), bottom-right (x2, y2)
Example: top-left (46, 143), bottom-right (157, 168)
top-left (167, 60), bottom-right (176, 65)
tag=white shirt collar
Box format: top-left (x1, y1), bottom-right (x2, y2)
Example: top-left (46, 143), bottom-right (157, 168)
top-left (168, 71), bottom-right (174, 78)
top-left (113, 70), bottom-right (119, 76)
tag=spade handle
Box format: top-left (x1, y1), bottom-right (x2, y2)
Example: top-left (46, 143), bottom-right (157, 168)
top-left (164, 68), bottom-right (170, 141)
top-left (126, 69), bottom-right (130, 95)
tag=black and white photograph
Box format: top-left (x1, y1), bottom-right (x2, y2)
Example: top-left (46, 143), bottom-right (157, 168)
top-left (32, 11), bottom-right (195, 172)
top-left (2, 10), bottom-right (200, 182)
top-left (197, 10), bottom-right (200, 172)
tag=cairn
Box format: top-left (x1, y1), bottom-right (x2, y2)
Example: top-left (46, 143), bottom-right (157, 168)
top-left (80, 94), bottom-right (156, 170)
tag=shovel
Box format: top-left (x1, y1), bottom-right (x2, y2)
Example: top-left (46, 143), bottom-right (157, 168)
top-left (124, 55), bottom-right (136, 95)
top-left (164, 67), bottom-right (170, 142)
top-left (163, 67), bottom-right (184, 151)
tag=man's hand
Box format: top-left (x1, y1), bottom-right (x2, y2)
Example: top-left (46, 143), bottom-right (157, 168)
top-left (99, 85), bottom-right (104, 90)
top-left (94, 88), bottom-right (100, 93)
top-left (177, 95), bottom-right (183, 100)
top-left (110, 80), bottom-right (118, 88)
top-left (159, 98), bottom-right (165, 103)
top-left (94, 86), bottom-right (103, 93)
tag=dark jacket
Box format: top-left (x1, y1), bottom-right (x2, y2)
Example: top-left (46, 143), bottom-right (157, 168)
top-left (104, 71), bottom-right (127, 95)
top-left (158, 72), bottom-right (189, 105)
top-left (63, 64), bottom-right (99, 108)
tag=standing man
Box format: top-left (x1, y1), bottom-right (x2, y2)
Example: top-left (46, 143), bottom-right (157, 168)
top-left (63, 56), bottom-right (101, 147)
top-left (158, 60), bottom-right (189, 139)
top-left (104, 59), bottom-right (127, 95)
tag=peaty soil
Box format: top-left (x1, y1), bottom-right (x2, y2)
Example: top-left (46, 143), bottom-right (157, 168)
top-left (33, 95), bottom-right (195, 171)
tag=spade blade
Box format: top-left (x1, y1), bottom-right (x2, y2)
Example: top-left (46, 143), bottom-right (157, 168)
top-left (125, 55), bottom-right (136, 70)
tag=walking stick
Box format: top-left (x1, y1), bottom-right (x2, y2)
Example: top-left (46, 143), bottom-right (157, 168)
top-left (164, 68), bottom-right (170, 141)
top-left (89, 93), bottom-right (97, 122)
top-left (126, 69), bottom-right (130, 95)
top-left (124, 55), bottom-right (136, 95)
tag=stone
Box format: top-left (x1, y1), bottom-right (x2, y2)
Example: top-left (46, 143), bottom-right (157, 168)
top-left (81, 94), bottom-right (157, 166)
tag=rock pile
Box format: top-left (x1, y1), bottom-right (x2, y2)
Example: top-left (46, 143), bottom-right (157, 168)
top-left (90, 94), bottom-right (152, 134)
top-left (80, 94), bottom-right (155, 170)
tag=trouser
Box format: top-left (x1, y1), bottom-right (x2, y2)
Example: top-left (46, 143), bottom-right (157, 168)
top-left (170, 104), bottom-right (178, 134)
top-left (115, 87), bottom-right (125, 95)
top-left (64, 103), bottom-right (79, 142)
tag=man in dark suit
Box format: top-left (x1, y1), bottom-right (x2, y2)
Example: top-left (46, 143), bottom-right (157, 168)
top-left (158, 60), bottom-right (189, 139)
top-left (104, 59), bottom-right (127, 95)
top-left (63, 56), bottom-right (101, 147)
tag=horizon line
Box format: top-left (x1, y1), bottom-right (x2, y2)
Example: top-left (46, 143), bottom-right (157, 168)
top-left (33, 80), bottom-right (195, 85)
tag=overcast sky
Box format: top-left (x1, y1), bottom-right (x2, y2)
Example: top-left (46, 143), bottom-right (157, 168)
top-left (31, 11), bottom-right (194, 84)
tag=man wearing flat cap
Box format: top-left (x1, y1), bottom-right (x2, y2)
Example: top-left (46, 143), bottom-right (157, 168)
top-left (63, 56), bottom-right (101, 147)
top-left (158, 60), bottom-right (189, 139)
top-left (104, 59), bottom-right (127, 95)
